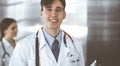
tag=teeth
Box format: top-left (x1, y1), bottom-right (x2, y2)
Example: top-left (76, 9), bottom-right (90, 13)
top-left (50, 19), bottom-right (57, 22)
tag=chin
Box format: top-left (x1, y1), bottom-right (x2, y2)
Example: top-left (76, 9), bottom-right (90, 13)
top-left (51, 27), bottom-right (60, 30)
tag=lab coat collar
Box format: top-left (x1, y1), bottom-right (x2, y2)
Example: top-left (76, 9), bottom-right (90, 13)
top-left (38, 29), bottom-right (70, 63)
top-left (2, 38), bottom-right (14, 49)
top-left (38, 28), bottom-right (56, 62)
top-left (38, 29), bottom-right (47, 50)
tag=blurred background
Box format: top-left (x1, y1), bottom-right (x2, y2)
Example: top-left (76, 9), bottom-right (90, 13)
top-left (87, 0), bottom-right (120, 66)
top-left (0, 0), bottom-right (120, 66)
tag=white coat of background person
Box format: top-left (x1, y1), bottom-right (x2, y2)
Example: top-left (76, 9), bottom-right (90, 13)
top-left (9, 0), bottom-right (85, 66)
top-left (0, 18), bottom-right (18, 66)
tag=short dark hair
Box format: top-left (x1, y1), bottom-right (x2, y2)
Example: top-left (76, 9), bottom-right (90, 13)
top-left (40, 0), bottom-right (66, 11)
top-left (0, 18), bottom-right (17, 40)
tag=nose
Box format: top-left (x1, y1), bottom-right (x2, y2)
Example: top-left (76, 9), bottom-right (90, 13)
top-left (51, 11), bottom-right (57, 18)
top-left (15, 28), bottom-right (18, 33)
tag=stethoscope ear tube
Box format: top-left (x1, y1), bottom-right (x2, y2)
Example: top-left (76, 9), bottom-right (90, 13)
top-left (36, 31), bottom-right (39, 66)
top-left (63, 30), bottom-right (73, 47)
top-left (2, 41), bottom-right (10, 57)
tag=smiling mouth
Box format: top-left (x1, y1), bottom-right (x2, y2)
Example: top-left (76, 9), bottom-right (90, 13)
top-left (49, 19), bottom-right (58, 23)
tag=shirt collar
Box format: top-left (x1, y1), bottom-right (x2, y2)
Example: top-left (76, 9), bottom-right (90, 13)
top-left (42, 28), bottom-right (62, 48)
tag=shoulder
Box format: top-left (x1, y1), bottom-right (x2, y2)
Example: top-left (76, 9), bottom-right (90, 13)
top-left (16, 28), bottom-right (43, 47)
top-left (13, 33), bottom-right (37, 57)
top-left (0, 41), bottom-right (1, 45)
top-left (63, 31), bottom-right (83, 52)
top-left (0, 41), bottom-right (2, 49)
top-left (0, 41), bottom-right (3, 56)
top-left (17, 33), bottom-right (36, 48)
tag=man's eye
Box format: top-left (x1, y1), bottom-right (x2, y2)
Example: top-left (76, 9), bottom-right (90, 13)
top-left (56, 9), bottom-right (63, 12)
top-left (47, 8), bottom-right (52, 11)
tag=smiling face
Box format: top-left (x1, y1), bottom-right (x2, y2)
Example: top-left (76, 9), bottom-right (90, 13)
top-left (40, 0), bottom-right (66, 30)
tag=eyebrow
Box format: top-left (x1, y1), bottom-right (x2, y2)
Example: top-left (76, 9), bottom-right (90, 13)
top-left (45, 5), bottom-right (51, 8)
top-left (56, 7), bottom-right (64, 10)
top-left (45, 5), bottom-right (64, 9)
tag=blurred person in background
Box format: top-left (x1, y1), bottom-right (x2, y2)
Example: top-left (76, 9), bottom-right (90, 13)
top-left (0, 18), bottom-right (18, 66)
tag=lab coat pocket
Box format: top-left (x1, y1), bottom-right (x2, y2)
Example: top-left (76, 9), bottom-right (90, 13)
top-left (28, 57), bottom-right (35, 66)
top-left (66, 48), bottom-right (80, 66)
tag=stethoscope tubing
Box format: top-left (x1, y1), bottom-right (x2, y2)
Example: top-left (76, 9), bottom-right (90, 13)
top-left (1, 41), bottom-right (10, 66)
top-left (35, 30), bottom-right (74, 66)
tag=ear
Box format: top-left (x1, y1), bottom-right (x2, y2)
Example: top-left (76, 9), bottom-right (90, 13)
top-left (3, 30), bottom-right (7, 35)
top-left (63, 11), bottom-right (66, 19)
top-left (40, 11), bottom-right (43, 16)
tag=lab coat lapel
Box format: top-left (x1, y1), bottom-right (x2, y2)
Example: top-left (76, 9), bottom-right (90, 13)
top-left (39, 30), bottom-right (56, 63)
top-left (44, 44), bottom-right (56, 62)
top-left (58, 31), bottom-right (69, 63)
top-left (38, 30), bottom-right (46, 50)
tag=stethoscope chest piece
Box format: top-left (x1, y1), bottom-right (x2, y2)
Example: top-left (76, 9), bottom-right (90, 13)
top-left (67, 48), bottom-right (80, 63)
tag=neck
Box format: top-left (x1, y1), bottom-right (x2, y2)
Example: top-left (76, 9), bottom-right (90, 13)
top-left (44, 26), bottom-right (60, 38)
top-left (4, 36), bottom-right (13, 41)
top-left (4, 36), bottom-right (16, 48)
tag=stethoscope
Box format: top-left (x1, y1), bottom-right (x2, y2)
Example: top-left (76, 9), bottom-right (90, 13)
top-left (35, 29), bottom-right (80, 66)
top-left (1, 41), bottom-right (10, 66)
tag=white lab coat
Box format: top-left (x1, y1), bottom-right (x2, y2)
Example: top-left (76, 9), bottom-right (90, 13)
top-left (9, 29), bottom-right (85, 66)
top-left (0, 38), bottom-right (15, 66)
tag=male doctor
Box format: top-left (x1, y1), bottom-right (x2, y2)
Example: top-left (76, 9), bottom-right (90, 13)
top-left (9, 0), bottom-right (85, 66)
